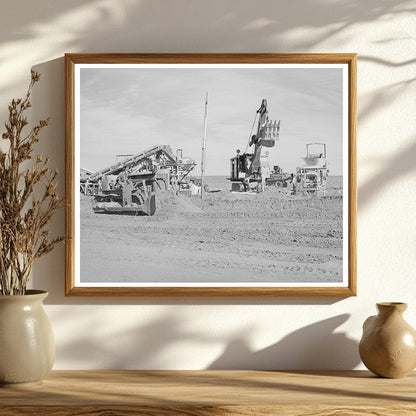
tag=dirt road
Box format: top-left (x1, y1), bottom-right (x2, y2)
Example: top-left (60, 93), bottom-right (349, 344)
top-left (80, 187), bottom-right (344, 284)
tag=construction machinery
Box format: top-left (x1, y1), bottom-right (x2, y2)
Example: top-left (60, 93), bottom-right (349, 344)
top-left (80, 145), bottom-right (196, 195)
top-left (81, 144), bottom-right (196, 215)
top-left (228, 99), bottom-right (280, 192)
top-left (92, 170), bottom-right (156, 216)
top-left (265, 165), bottom-right (292, 188)
top-left (295, 143), bottom-right (328, 195)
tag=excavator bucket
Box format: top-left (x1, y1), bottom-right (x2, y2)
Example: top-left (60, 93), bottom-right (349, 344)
top-left (259, 120), bottom-right (280, 147)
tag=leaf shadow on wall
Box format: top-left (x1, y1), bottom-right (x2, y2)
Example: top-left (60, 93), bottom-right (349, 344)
top-left (358, 139), bottom-right (416, 210)
top-left (52, 307), bottom-right (359, 370)
top-left (54, 311), bottom-right (214, 369)
top-left (0, 0), bottom-right (414, 97)
top-left (356, 54), bottom-right (416, 210)
top-left (207, 314), bottom-right (360, 370)
top-left (27, 1), bottom-right (416, 303)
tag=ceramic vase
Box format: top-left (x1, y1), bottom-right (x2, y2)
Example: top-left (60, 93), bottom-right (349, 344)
top-left (0, 290), bottom-right (55, 387)
top-left (359, 302), bottom-right (416, 378)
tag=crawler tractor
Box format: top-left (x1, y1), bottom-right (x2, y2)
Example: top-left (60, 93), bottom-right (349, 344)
top-left (81, 144), bottom-right (196, 215)
top-left (92, 171), bottom-right (156, 216)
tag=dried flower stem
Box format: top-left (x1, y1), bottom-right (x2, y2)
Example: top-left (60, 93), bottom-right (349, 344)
top-left (0, 71), bottom-right (65, 295)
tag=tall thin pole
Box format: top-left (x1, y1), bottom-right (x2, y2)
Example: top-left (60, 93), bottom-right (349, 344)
top-left (200, 92), bottom-right (208, 199)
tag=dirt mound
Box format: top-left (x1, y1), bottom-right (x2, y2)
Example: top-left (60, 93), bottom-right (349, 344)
top-left (155, 190), bottom-right (203, 217)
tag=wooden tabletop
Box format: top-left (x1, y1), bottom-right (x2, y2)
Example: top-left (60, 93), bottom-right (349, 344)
top-left (1, 370), bottom-right (415, 415)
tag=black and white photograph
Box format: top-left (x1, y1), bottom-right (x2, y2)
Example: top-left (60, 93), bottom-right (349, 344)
top-left (66, 54), bottom-right (356, 295)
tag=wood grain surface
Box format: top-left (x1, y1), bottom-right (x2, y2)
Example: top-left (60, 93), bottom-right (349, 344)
top-left (1, 370), bottom-right (415, 415)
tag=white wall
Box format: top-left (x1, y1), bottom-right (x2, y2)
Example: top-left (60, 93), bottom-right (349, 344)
top-left (0, 0), bottom-right (415, 370)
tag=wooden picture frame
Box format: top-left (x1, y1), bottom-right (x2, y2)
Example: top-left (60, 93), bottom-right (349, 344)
top-left (65, 53), bottom-right (356, 296)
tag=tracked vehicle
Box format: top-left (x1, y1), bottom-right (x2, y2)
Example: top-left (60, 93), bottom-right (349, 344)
top-left (92, 172), bottom-right (156, 216)
top-left (81, 144), bottom-right (196, 215)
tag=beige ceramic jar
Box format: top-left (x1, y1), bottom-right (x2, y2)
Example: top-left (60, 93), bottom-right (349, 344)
top-left (0, 290), bottom-right (55, 387)
top-left (359, 302), bottom-right (416, 378)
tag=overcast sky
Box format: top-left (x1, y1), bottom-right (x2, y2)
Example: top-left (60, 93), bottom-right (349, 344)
top-left (80, 66), bottom-right (344, 176)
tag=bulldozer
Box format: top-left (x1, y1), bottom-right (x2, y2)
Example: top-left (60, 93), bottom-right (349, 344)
top-left (82, 144), bottom-right (196, 216)
top-left (228, 99), bottom-right (280, 192)
top-left (92, 170), bottom-right (156, 216)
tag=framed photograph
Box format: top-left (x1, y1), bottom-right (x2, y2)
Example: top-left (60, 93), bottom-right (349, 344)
top-left (65, 53), bottom-right (356, 296)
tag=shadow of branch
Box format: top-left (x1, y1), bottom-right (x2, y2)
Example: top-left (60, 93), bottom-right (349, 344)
top-left (208, 314), bottom-right (360, 370)
top-left (359, 56), bottom-right (416, 67)
top-left (359, 139), bottom-right (416, 210)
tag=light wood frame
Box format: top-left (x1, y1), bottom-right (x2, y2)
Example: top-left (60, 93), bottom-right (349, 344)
top-left (65, 53), bottom-right (357, 297)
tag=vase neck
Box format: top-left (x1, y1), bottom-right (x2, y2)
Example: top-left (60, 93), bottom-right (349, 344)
top-left (377, 302), bottom-right (407, 317)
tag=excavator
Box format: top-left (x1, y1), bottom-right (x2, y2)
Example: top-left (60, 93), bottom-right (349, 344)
top-left (228, 99), bottom-right (281, 192)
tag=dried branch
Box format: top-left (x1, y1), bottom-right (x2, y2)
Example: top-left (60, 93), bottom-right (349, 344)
top-left (0, 70), bottom-right (66, 295)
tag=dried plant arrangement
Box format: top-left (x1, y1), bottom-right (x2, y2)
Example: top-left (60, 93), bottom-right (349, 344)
top-left (0, 71), bottom-right (65, 295)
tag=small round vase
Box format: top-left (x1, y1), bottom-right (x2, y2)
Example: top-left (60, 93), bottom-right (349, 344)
top-left (0, 290), bottom-right (55, 387)
top-left (359, 302), bottom-right (416, 378)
